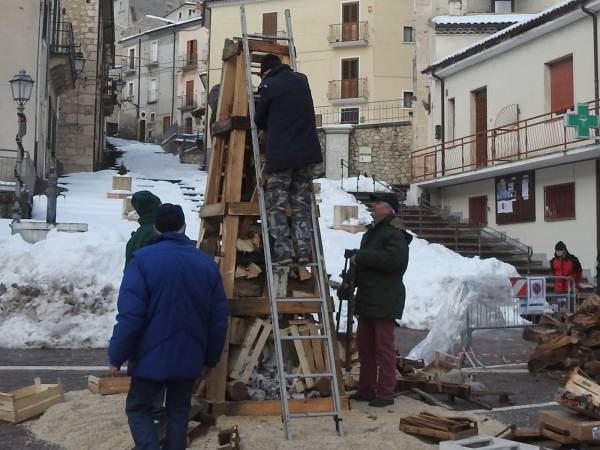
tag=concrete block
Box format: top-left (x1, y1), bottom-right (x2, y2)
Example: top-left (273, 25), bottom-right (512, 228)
top-left (332, 205), bottom-right (358, 229)
top-left (439, 435), bottom-right (539, 450)
top-left (112, 175), bottom-right (132, 191)
top-left (11, 221), bottom-right (88, 244)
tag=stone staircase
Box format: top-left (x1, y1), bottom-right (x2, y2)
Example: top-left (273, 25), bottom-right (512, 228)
top-left (351, 191), bottom-right (550, 276)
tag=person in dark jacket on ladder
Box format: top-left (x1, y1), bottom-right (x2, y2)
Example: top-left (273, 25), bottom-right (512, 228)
top-left (550, 241), bottom-right (582, 293)
top-left (254, 53), bottom-right (323, 265)
top-left (109, 204), bottom-right (229, 450)
top-left (345, 193), bottom-right (412, 407)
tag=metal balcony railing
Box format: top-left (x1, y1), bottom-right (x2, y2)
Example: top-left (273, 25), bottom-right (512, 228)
top-left (328, 78), bottom-right (368, 101)
top-left (180, 51), bottom-right (208, 71)
top-left (328, 21), bottom-right (369, 44)
top-left (51, 21), bottom-right (75, 55)
top-left (315, 99), bottom-right (412, 126)
top-left (410, 100), bottom-right (599, 182)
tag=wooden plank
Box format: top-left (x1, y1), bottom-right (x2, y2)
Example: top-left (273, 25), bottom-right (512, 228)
top-left (87, 375), bottom-right (130, 395)
top-left (299, 325), bottom-right (318, 375)
top-left (206, 318), bottom-right (231, 401)
top-left (210, 116), bottom-right (250, 136)
top-left (228, 317), bottom-right (247, 345)
top-left (238, 321), bottom-right (272, 384)
top-left (248, 40), bottom-right (290, 55)
top-left (229, 319), bottom-right (263, 380)
top-left (399, 423), bottom-right (477, 441)
top-left (211, 396), bottom-right (350, 416)
top-left (308, 322), bottom-right (327, 373)
top-left (288, 325), bottom-right (314, 389)
top-left (228, 297), bottom-right (320, 316)
top-left (228, 202), bottom-right (260, 216)
top-left (411, 388), bottom-right (454, 410)
top-left (200, 203), bottom-right (226, 218)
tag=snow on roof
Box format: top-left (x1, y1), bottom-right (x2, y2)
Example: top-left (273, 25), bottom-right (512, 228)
top-left (425, 0), bottom-right (581, 73)
top-left (120, 16), bottom-right (203, 43)
top-left (432, 14), bottom-right (535, 25)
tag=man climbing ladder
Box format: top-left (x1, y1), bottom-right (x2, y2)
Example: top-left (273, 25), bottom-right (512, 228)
top-left (254, 53), bottom-right (323, 265)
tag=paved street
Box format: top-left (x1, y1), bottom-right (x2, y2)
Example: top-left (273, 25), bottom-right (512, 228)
top-left (0, 328), bottom-right (565, 449)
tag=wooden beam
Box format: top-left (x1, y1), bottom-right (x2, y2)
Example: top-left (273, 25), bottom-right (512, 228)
top-left (229, 202), bottom-right (260, 216)
top-left (248, 40), bottom-right (290, 55)
top-left (221, 38), bottom-right (242, 61)
top-left (206, 318), bottom-right (231, 401)
top-left (210, 116), bottom-right (250, 137)
top-left (199, 203), bottom-right (226, 218)
top-left (228, 297), bottom-right (320, 316)
top-left (210, 396), bottom-right (350, 416)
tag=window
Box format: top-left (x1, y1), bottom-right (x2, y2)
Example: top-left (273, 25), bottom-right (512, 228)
top-left (403, 91), bottom-right (414, 109)
top-left (448, 98), bottom-right (455, 141)
top-left (127, 81), bottom-right (134, 98)
top-left (150, 40), bottom-right (158, 62)
top-left (341, 107), bottom-right (359, 124)
top-left (342, 2), bottom-right (359, 41)
top-left (188, 9), bottom-right (193, 16)
top-left (403, 26), bottom-right (414, 43)
top-left (178, 12), bottom-right (182, 19)
top-left (163, 116), bottom-right (171, 133)
top-left (341, 58), bottom-right (359, 98)
top-left (128, 47), bottom-right (135, 69)
top-left (545, 183), bottom-right (575, 221)
top-left (185, 80), bottom-right (194, 106)
top-left (150, 112), bottom-right (156, 122)
top-left (185, 117), bottom-right (194, 134)
top-left (262, 12), bottom-right (277, 36)
top-left (315, 114), bottom-right (323, 127)
top-left (186, 40), bottom-right (197, 66)
top-left (148, 78), bottom-right (157, 103)
top-left (548, 56), bottom-right (573, 113)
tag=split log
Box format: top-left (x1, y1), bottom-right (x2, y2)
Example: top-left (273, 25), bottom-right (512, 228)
top-left (528, 335), bottom-right (579, 373)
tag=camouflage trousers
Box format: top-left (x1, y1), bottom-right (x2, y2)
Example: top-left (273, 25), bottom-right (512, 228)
top-left (265, 164), bottom-right (316, 261)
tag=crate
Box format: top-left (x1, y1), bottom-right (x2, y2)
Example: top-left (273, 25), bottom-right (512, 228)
top-left (87, 375), bottom-right (131, 395)
top-left (0, 378), bottom-right (64, 423)
top-left (539, 409), bottom-right (600, 443)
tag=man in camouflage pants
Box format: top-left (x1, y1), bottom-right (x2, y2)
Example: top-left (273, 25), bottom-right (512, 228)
top-left (255, 54), bottom-right (323, 265)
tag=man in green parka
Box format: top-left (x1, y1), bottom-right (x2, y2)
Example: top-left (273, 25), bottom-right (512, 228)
top-left (125, 191), bottom-right (161, 267)
top-left (345, 193), bottom-right (412, 407)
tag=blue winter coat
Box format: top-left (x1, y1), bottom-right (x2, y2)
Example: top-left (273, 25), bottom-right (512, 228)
top-left (108, 232), bottom-right (229, 381)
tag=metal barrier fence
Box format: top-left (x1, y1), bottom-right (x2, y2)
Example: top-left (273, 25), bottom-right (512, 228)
top-left (461, 276), bottom-right (578, 367)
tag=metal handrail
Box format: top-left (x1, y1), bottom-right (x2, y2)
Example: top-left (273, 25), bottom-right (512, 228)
top-left (328, 21), bottom-right (369, 43)
top-left (327, 78), bottom-right (368, 101)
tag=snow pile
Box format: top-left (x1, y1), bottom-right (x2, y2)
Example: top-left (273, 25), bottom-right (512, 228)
top-left (0, 139), bottom-right (206, 348)
top-left (432, 14), bottom-right (534, 25)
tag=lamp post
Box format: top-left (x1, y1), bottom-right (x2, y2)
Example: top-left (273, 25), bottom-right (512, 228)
top-left (8, 70), bottom-right (35, 222)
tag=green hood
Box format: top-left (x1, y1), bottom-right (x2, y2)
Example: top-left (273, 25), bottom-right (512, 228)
top-left (131, 191), bottom-right (161, 219)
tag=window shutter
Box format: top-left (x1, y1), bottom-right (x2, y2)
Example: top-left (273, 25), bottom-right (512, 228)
top-left (549, 56), bottom-right (574, 113)
top-left (262, 12), bottom-right (277, 35)
top-left (544, 183), bottom-right (575, 221)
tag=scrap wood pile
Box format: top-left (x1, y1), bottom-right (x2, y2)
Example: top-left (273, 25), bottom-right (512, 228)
top-left (524, 295), bottom-right (600, 375)
top-left (394, 353), bottom-right (513, 410)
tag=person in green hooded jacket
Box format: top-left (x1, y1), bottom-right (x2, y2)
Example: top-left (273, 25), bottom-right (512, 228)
top-left (345, 193), bottom-right (412, 408)
top-left (125, 191), bottom-right (161, 268)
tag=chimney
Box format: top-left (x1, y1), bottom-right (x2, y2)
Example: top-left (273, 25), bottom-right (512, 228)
top-left (494, 0), bottom-right (512, 14)
top-left (448, 0), bottom-right (466, 16)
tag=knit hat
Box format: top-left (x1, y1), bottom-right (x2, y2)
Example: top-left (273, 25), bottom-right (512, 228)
top-left (155, 203), bottom-right (185, 233)
top-left (131, 191), bottom-right (161, 218)
top-left (260, 53), bottom-right (282, 77)
top-left (555, 241), bottom-right (567, 251)
top-left (370, 193), bottom-right (400, 214)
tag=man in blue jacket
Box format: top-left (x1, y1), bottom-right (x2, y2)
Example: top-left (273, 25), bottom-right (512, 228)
top-left (254, 54), bottom-right (323, 265)
top-left (108, 203), bottom-right (228, 450)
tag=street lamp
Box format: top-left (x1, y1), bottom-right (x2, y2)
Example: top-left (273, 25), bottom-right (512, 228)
top-left (8, 69), bottom-right (35, 222)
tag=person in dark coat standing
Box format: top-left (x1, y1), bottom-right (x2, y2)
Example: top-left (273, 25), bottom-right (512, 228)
top-left (125, 190), bottom-right (161, 267)
top-left (109, 204), bottom-right (229, 450)
top-left (254, 54), bottom-right (323, 265)
top-left (550, 241), bottom-right (582, 293)
top-left (345, 193), bottom-right (411, 407)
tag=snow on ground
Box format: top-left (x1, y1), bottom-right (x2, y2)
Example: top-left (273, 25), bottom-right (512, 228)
top-left (1, 139), bottom-right (516, 348)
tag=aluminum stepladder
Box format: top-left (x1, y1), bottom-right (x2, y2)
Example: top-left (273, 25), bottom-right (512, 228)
top-left (239, 6), bottom-right (344, 440)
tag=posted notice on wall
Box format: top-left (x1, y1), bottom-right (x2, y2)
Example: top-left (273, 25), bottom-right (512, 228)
top-left (497, 200), bottom-right (514, 214)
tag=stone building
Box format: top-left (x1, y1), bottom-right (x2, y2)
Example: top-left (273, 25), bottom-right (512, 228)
top-left (55, 0), bottom-right (116, 173)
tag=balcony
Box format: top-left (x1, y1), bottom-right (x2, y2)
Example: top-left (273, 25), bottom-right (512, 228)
top-left (178, 93), bottom-right (199, 112)
top-left (410, 100), bottom-right (600, 185)
top-left (328, 22), bottom-right (369, 47)
top-left (122, 57), bottom-right (137, 76)
top-left (49, 21), bottom-right (76, 94)
top-left (327, 78), bottom-right (368, 105)
top-left (315, 99), bottom-right (412, 126)
top-left (180, 52), bottom-right (208, 72)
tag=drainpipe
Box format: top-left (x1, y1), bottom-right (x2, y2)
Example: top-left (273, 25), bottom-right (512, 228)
top-left (582, 1), bottom-right (600, 293)
top-left (171, 29), bottom-right (176, 124)
top-left (136, 37), bottom-right (141, 119)
top-left (432, 71), bottom-right (445, 176)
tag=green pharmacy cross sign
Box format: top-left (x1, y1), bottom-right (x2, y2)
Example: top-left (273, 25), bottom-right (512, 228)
top-left (564, 103), bottom-right (600, 139)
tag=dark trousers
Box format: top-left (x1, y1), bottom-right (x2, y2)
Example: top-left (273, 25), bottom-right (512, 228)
top-left (126, 377), bottom-right (194, 450)
top-left (356, 317), bottom-right (396, 401)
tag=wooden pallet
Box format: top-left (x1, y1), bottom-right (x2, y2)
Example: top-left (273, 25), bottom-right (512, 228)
top-left (197, 36), bottom-right (344, 408)
top-left (87, 374), bottom-right (130, 395)
top-left (0, 378), bottom-right (64, 423)
top-left (399, 412), bottom-right (478, 441)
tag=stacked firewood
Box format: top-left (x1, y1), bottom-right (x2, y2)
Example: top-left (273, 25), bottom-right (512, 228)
top-left (525, 296), bottom-right (600, 375)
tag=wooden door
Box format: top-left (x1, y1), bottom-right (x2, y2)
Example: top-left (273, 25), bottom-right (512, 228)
top-left (469, 196), bottom-right (488, 226)
top-left (186, 80), bottom-right (194, 106)
top-left (342, 2), bottom-right (359, 41)
top-left (163, 116), bottom-right (171, 134)
top-left (186, 40), bottom-right (197, 65)
top-left (549, 56), bottom-right (573, 113)
top-left (262, 12), bottom-right (277, 36)
top-left (138, 120), bottom-right (146, 142)
top-left (341, 58), bottom-right (359, 98)
top-left (185, 117), bottom-right (193, 134)
top-left (474, 89), bottom-right (488, 168)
